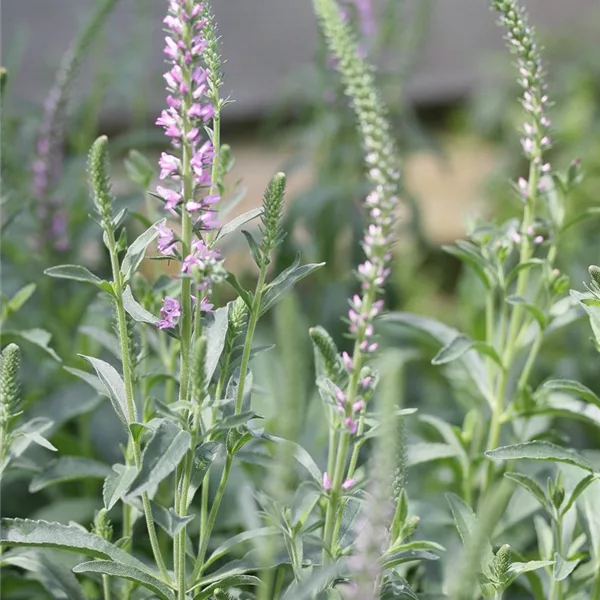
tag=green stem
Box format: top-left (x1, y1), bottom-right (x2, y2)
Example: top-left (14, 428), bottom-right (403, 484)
top-left (107, 232), bottom-right (169, 582)
top-left (191, 454), bottom-right (233, 583)
top-left (235, 264), bottom-right (268, 414)
top-left (591, 562), bottom-right (600, 600)
top-left (102, 575), bottom-right (111, 600)
top-left (550, 517), bottom-right (564, 600)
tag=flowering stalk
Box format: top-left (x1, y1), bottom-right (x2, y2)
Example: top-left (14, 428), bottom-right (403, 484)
top-left (156, 2), bottom-right (226, 594)
top-left (31, 0), bottom-right (118, 253)
top-left (313, 0), bottom-right (401, 560)
top-left (0, 343), bottom-right (21, 479)
top-left (88, 136), bottom-right (168, 581)
top-left (482, 0), bottom-right (553, 496)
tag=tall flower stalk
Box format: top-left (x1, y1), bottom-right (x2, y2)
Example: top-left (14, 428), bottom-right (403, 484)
top-left (482, 0), bottom-right (554, 496)
top-left (313, 0), bottom-right (403, 560)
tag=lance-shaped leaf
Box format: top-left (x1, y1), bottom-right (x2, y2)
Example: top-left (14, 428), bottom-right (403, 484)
top-left (263, 434), bottom-right (322, 484)
top-left (407, 442), bottom-right (459, 467)
top-left (216, 207), bottom-right (264, 242)
top-left (204, 306), bottom-right (229, 381)
top-left (504, 472), bottom-right (550, 513)
top-left (3, 329), bottom-right (61, 363)
top-left (103, 464), bottom-right (137, 510)
top-left (486, 441), bottom-right (595, 472)
top-left (73, 560), bottom-right (175, 600)
top-left (45, 264), bottom-right (104, 287)
top-left (2, 549), bottom-right (86, 600)
top-left (122, 286), bottom-right (159, 325)
top-left (382, 549), bottom-right (439, 570)
top-left (80, 355), bottom-right (130, 425)
top-left (543, 379), bottom-right (600, 408)
top-left (205, 527), bottom-right (278, 569)
top-left (121, 219), bottom-right (165, 283)
top-left (260, 257), bottom-right (325, 316)
top-left (126, 419), bottom-right (191, 499)
top-left (552, 553), bottom-right (579, 581)
top-left (29, 457), bottom-right (112, 493)
top-left (0, 519), bottom-right (151, 573)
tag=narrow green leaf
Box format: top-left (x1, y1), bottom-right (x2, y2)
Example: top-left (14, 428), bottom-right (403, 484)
top-left (73, 560), bottom-right (175, 600)
top-left (561, 474), bottom-right (600, 516)
top-left (2, 549), bottom-right (86, 600)
top-left (226, 272), bottom-right (253, 310)
top-left (506, 295), bottom-right (547, 328)
top-left (121, 219), bottom-right (164, 283)
top-left (216, 207), bottom-right (264, 241)
top-left (486, 441), bottom-right (595, 472)
top-left (263, 434), bottom-right (322, 484)
top-left (126, 419), bottom-right (191, 498)
top-left (191, 575), bottom-right (261, 599)
top-left (552, 552), bottom-right (579, 581)
top-left (80, 355), bottom-right (130, 425)
top-left (543, 379), bottom-right (600, 408)
top-left (205, 527), bottom-right (278, 568)
top-left (103, 464), bottom-right (137, 510)
top-left (507, 560), bottom-right (554, 576)
top-left (260, 261), bottom-right (325, 316)
top-left (241, 229), bottom-right (263, 267)
top-left (30, 457), bottom-right (112, 493)
top-left (3, 329), bottom-right (61, 362)
top-left (382, 549), bottom-right (439, 570)
top-left (122, 286), bottom-right (159, 325)
top-left (407, 443), bottom-right (458, 466)
top-left (504, 472), bottom-right (550, 512)
top-left (8, 283), bottom-right (36, 313)
top-left (432, 334), bottom-right (474, 365)
top-left (45, 265), bottom-right (103, 286)
top-left (0, 519), bottom-right (151, 573)
top-left (204, 306), bottom-right (229, 381)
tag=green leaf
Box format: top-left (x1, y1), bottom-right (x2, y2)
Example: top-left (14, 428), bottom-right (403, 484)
top-left (504, 473), bottom-right (550, 512)
top-left (80, 355), bottom-right (130, 425)
top-left (382, 549), bottom-right (439, 570)
top-left (103, 464), bottom-right (137, 510)
top-left (226, 272), bottom-right (253, 310)
top-left (431, 334), bottom-right (474, 365)
top-left (3, 329), bottom-right (61, 362)
top-left (205, 527), bottom-right (278, 569)
top-left (260, 258), bottom-right (325, 316)
top-left (2, 549), bottom-right (86, 600)
top-left (204, 306), bottom-right (229, 381)
top-left (121, 220), bottom-right (164, 283)
top-left (291, 482), bottom-right (320, 529)
top-left (73, 560), bottom-right (175, 600)
top-left (445, 493), bottom-right (494, 568)
top-left (486, 441), bottom-right (595, 472)
top-left (191, 575), bottom-right (261, 600)
top-left (561, 474), bottom-right (600, 516)
top-left (7, 283), bottom-right (36, 314)
top-left (8, 419), bottom-right (57, 461)
top-left (384, 312), bottom-right (492, 405)
top-left (241, 229), bottom-right (263, 267)
top-left (126, 419), bottom-right (191, 498)
top-left (122, 285), bottom-right (159, 325)
top-left (45, 265), bottom-right (103, 287)
top-left (0, 519), bottom-right (151, 573)
top-left (552, 552), bottom-right (579, 581)
top-left (29, 457), bottom-right (112, 493)
top-left (443, 244), bottom-right (492, 290)
top-left (407, 443), bottom-right (458, 466)
top-left (543, 379), bottom-right (600, 408)
top-left (216, 207), bottom-right (264, 242)
top-left (64, 366), bottom-right (106, 395)
top-left (506, 295), bottom-right (547, 329)
top-left (263, 434), bottom-right (322, 484)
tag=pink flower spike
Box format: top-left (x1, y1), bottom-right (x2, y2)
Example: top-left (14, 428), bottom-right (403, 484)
top-left (342, 478), bottom-right (355, 491)
top-left (342, 351), bottom-right (353, 371)
top-left (323, 472), bottom-right (331, 491)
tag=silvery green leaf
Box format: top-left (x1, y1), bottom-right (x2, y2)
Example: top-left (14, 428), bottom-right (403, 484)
top-left (29, 457), bottom-right (112, 493)
top-left (241, 229), bottom-right (263, 267)
top-left (226, 271), bottom-right (253, 310)
top-left (216, 207), bottom-right (263, 241)
top-left (291, 482), bottom-right (320, 529)
top-left (44, 264), bottom-right (104, 287)
top-left (121, 219), bottom-right (164, 283)
top-left (0, 518), bottom-right (151, 573)
top-left (263, 434), bottom-right (322, 484)
top-left (504, 472), bottom-right (550, 513)
top-left (506, 295), bottom-right (548, 329)
top-left (64, 366), bottom-right (106, 395)
top-left (382, 549), bottom-right (439, 570)
top-left (73, 560), bottom-right (175, 600)
top-left (204, 305), bottom-right (229, 381)
top-left (3, 329), bottom-right (61, 362)
top-left (125, 418), bottom-right (191, 499)
top-left (205, 527), bottom-right (278, 569)
top-left (4, 283), bottom-right (36, 318)
top-left (79, 325), bottom-right (121, 358)
top-left (8, 419), bottom-right (57, 464)
top-left (407, 442), bottom-right (458, 466)
top-left (1, 549), bottom-right (86, 600)
top-left (570, 289), bottom-right (600, 347)
top-left (103, 464), bottom-right (137, 510)
top-left (431, 334), bottom-right (476, 365)
top-left (80, 355), bottom-right (130, 425)
top-left (486, 441), bottom-right (595, 472)
top-left (561, 473), bottom-right (600, 516)
top-left (122, 285), bottom-right (159, 325)
top-left (543, 379), bottom-right (600, 408)
top-left (508, 560), bottom-right (554, 576)
top-left (260, 258), bottom-right (325, 316)
top-left (384, 312), bottom-right (493, 406)
top-left (552, 552), bottom-right (579, 581)
top-left (191, 575), bottom-right (261, 599)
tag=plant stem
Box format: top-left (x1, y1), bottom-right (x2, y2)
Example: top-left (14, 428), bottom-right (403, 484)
top-left (102, 574), bottom-right (111, 600)
top-left (106, 229), bottom-right (169, 582)
top-left (591, 562), bottom-right (600, 600)
top-left (236, 264), bottom-right (268, 414)
top-left (191, 453), bottom-right (233, 583)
